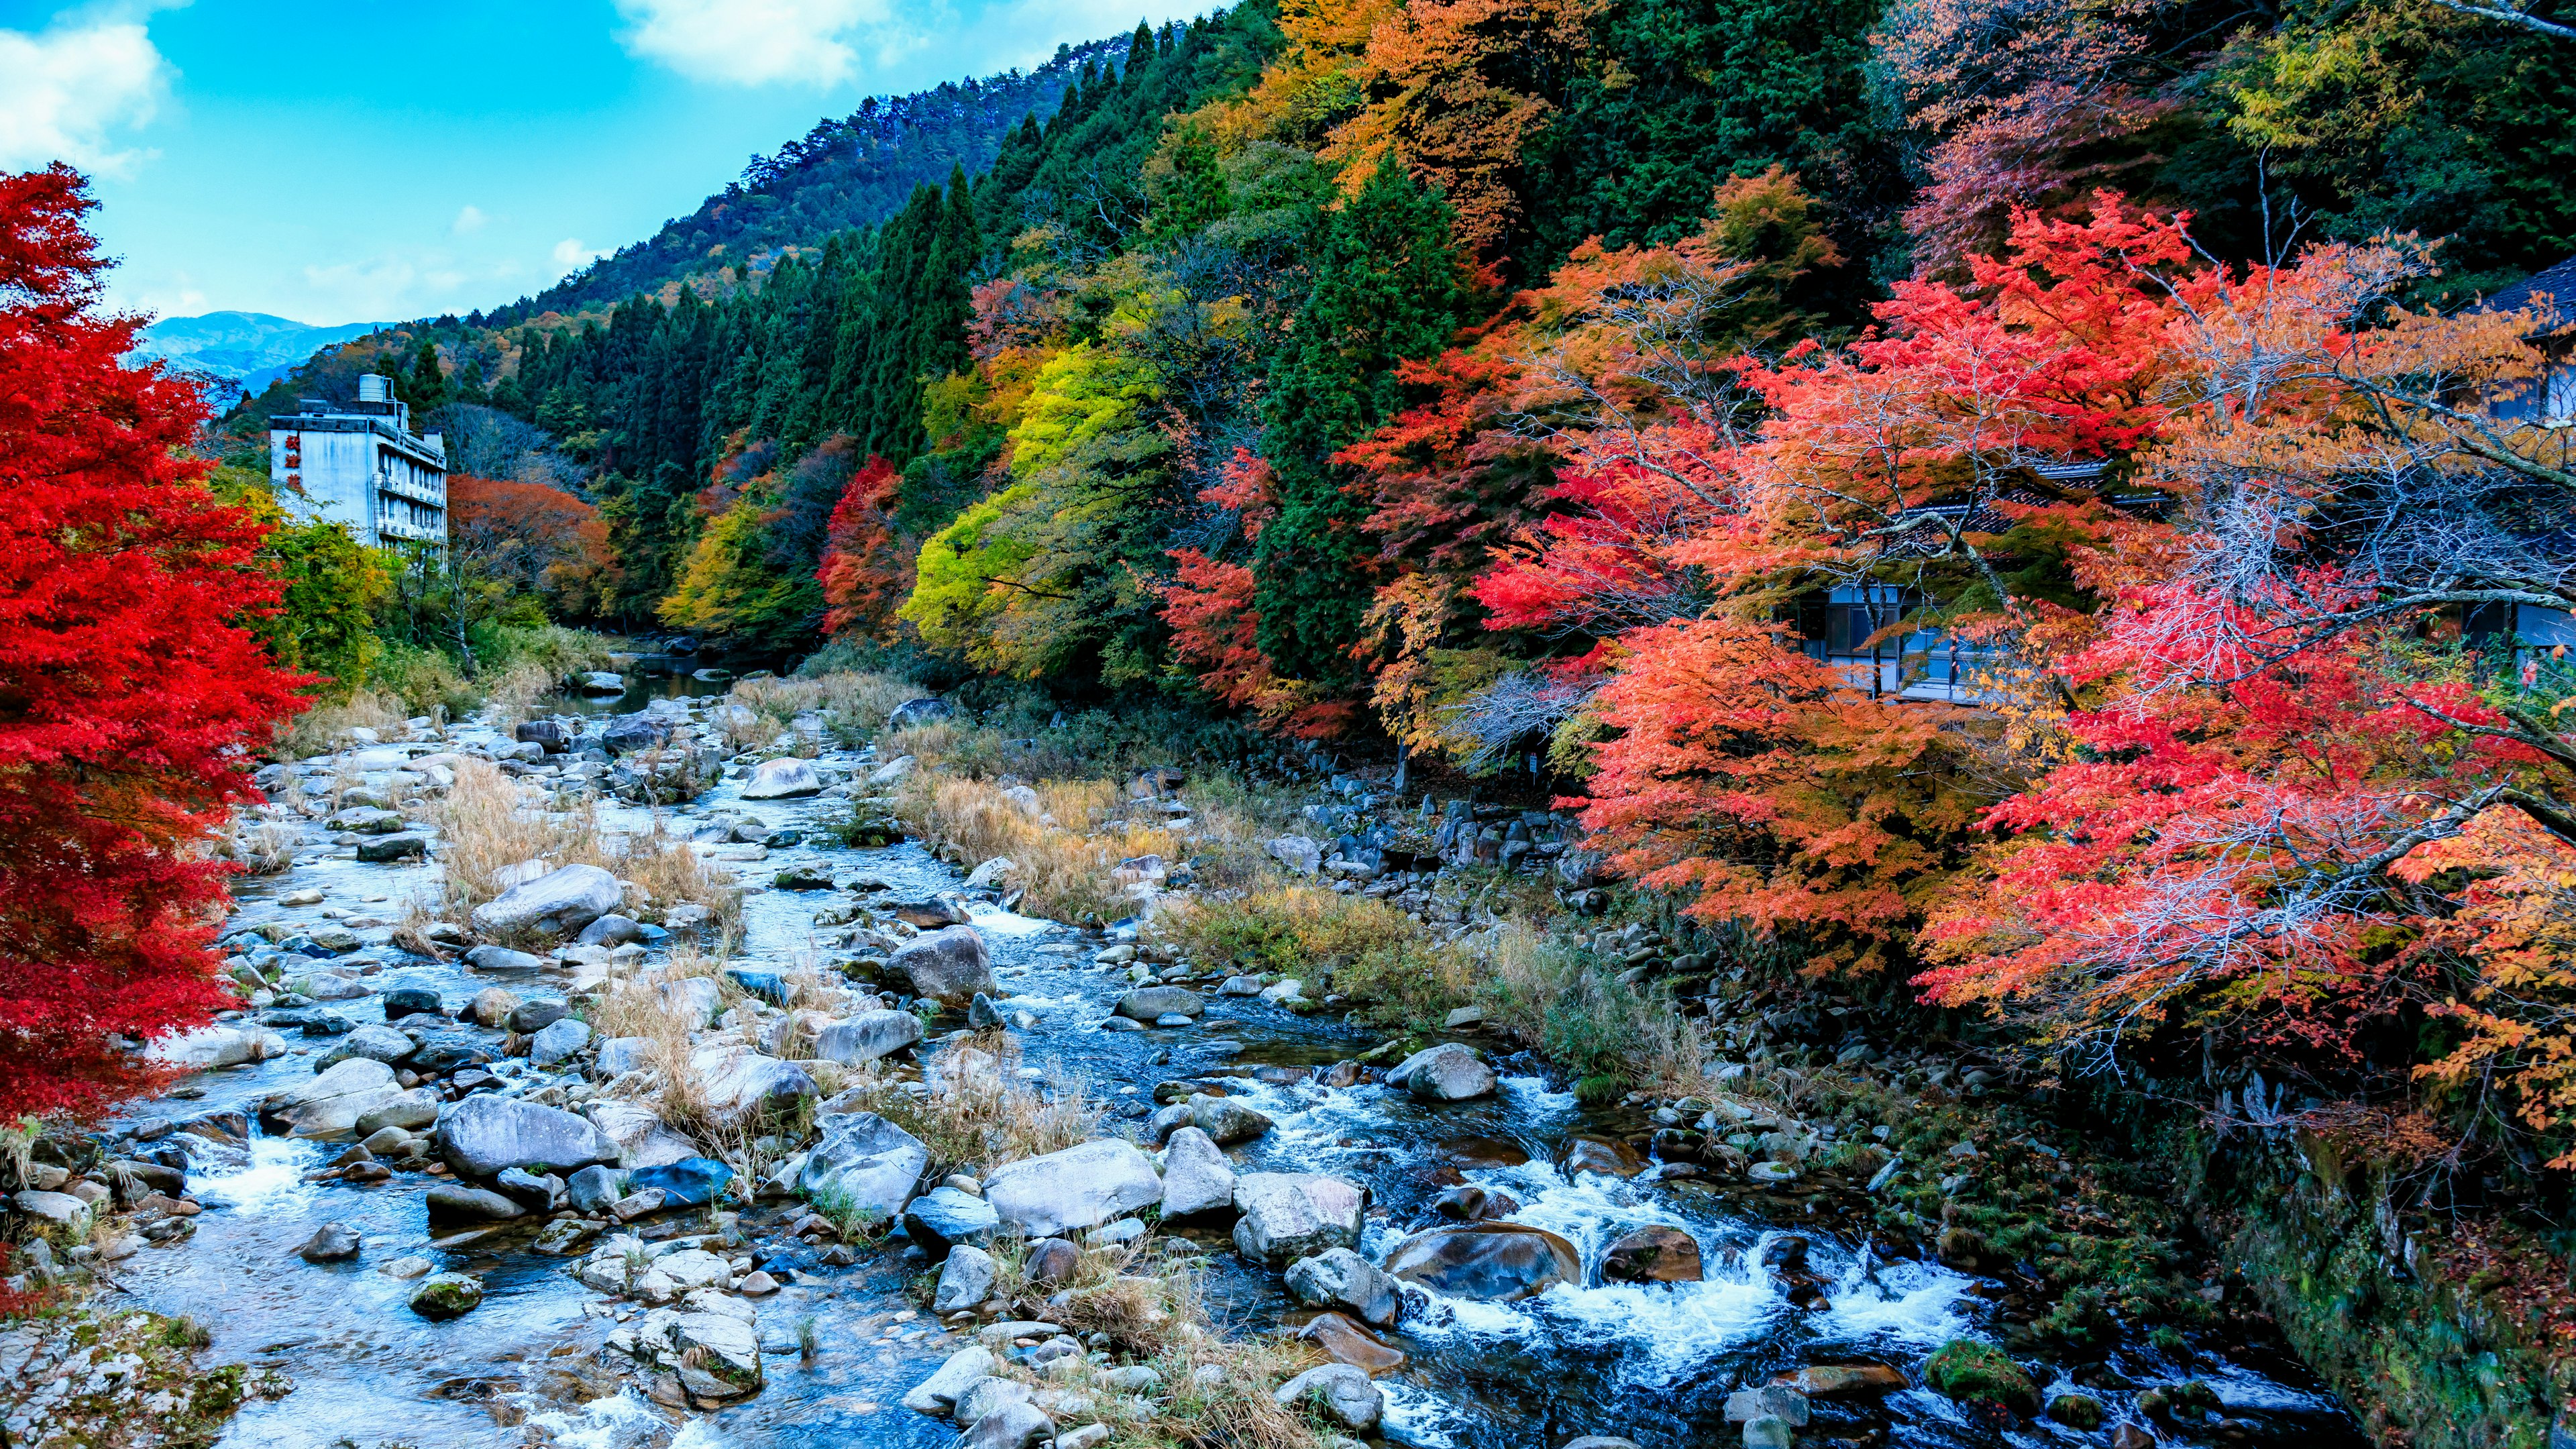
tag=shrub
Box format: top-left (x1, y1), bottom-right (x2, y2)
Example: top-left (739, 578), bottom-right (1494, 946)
top-left (1159, 887), bottom-right (1423, 982)
top-left (1482, 927), bottom-right (1709, 1098)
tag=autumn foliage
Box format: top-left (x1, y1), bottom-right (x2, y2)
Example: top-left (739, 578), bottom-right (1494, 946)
top-left (0, 166), bottom-right (306, 1118)
top-left (816, 451), bottom-right (908, 639)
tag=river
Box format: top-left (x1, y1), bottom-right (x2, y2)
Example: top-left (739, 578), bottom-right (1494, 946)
top-left (99, 686), bottom-right (2369, 1449)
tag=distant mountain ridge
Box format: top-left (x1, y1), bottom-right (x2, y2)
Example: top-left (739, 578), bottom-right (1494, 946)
top-left (133, 311), bottom-right (383, 399)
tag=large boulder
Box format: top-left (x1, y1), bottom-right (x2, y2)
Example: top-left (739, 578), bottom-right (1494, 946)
top-left (901, 1186), bottom-right (1000, 1259)
top-left (625, 1157), bottom-right (735, 1209)
top-left (1114, 986), bottom-right (1204, 1022)
top-left (798, 1112), bottom-right (930, 1222)
top-left (740, 757), bottom-right (824, 800)
top-left (529, 1017), bottom-right (592, 1067)
top-left (1157, 1126), bottom-right (1236, 1218)
top-left (901, 1344), bottom-right (995, 1415)
top-left (885, 697), bottom-right (954, 732)
top-left (981, 1139), bottom-right (1163, 1239)
top-left (469, 863), bottom-right (623, 938)
top-left (892, 926), bottom-right (996, 1005)
top-left (1187, 1094), bottom-right (1272, 1145)
top-left (1285, 1246), bottom-right (1402, 1327)
top-left (600, 713), bottom-right (675, 757)
top-left (354, 1087), bottom-right (440, 1136)
top-left (1275, 1364), bottom-right (1384, 1434)
top-left (1231, 1173), bottom-right (1365, 1265)
top-left (260, 1057), bottom-right (402, 1137)
top-left (1385, 1223), bottom-right (1581, 1302)
top-left (1602, 1224), bottom-right (1703, 1283)
top-left (811, 1009), bottom-right (922, 1066)
top-left (426, 1185), bottom-right (526, 1222)
top-left (147, 1024), bottom-right (285, 1071)
top-left (585, 1100), bottom-right (701, 1173)
top-left (435, 1092), bottom-right (621, 1177)
top-left (1388, 1042), bottom-right (1498, 1102)
top-left (686, 1044), bottom-right (816, 1128)
top-left (932, 1244), bottom-right (998, 1312)
top-left (315, 1022), bottom-right (415, 1070)
top-left (409, 1272), bottom-right (484, 1320)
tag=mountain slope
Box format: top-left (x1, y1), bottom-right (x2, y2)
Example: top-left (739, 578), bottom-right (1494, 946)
top-left (132, 311), bottom-right (383, 392)
top-left (482, 36), bottom-right (1130, 325)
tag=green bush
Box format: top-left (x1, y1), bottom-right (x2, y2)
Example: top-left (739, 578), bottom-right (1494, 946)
top-left (1923, 1339), bottom-right (2039, 1414)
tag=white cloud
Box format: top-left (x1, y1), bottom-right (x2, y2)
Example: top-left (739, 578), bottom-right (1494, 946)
top-left (0, 17), bottom-right (173, 176)
top-left (553, 237), bottom-right (610, 268)
top-left (612, 0), bottom-right (932, 87)
top-left (451, 203), bottom-right (488, 234)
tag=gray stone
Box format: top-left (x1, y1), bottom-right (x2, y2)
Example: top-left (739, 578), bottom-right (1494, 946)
top-left (426, 1185), bottom-right (526, 1222)
top-left (1724, 1387), bottom-right (1811, 1427)
top-left (982, 1138), bottom-right (1163, 1238)
top-left (464, 944), bottom-right (547, 973)
top-left (1285, 1246), bottom-right (1401, 1327)
top-left (963, 1401), bottom-right (1051, 1449)
top-left (955, 1376), bottom-right (1035, 1430)
top-left (585, 1099), bottom-right (700, 1169)
top-left (1157, 1126), bottom-right (1236, 1218)
top-left (260, 1057), bottom-right (401, 1137)
top-left (574, 914), bottom-right (645, 947)
top-left (1187, 1093), bottom-right (1272, 1144)
top-left (9, 1190), bottom-right (89, 1230)
top-left (357, 833), bottom-right (427, 863)
top-left (657, 976), bottom-right (722, 1026)
top-left (1114, 985), bottom-right (1204, 1022)
top-left (594, 1036), bottom-right (657, 1079)
top-left (933, 1244), bottom-right (1000, 1311)
top-left (1267, 835), bottom-right (1323, 876)
top-left (1743, 1415), bottom-right (1792, 1449)
top-left (507, 999), bottom-right (572, 1033)
top-left (1389, 1042), bottom-right (1497, 1101)
top-left (353, 1087), bottom-right (439, 1136)
top-left (686, 1044), bottom-right (816, 1127)
top-left (295, 1222), bottom-right (362, 1263)
top-left (566, 1164), bottom-right (623, 1214)
top-left (434, 1092), bottom-right (620, 1177)
top-left (741, 757), bottom-right (824, 800)
top-left (145, 1024), bottom-right (285, 1070)
top-left (1385, 1223), bottom-right (1580, 1302)
top-left (799, 1112), bottom-right (930, 1221)
top-left (1274, 1364), bottom-right (1383, 1434)
top-left (902, 1186), bottom-right (1001, 1258)
top-left (812, 1009), bottom-right (922, 1065)
top-left (1231, 1172), bottom-right (1365, 1265)
top-left (529, 1017), bottom-right (592, 1066)
top-left (468, 863), bottom-right (623, 937)
top-left (901, 1344), bottom-right (996, 1414)
top-left (892, 926), bottom-right (996, 1005)
top-left (315, 1022), bottom-right (414, 1069)
top-left (885, 697), bottom-right (954, 731)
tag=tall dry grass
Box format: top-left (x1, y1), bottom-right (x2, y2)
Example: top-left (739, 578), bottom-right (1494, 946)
top-left (725, 672), bottom-right (918, 752)
top-left (276, 690), bottom-right (415, 758)
top-left (896, 775), bottom-right (1184, 923)
top-left (433, 759), bottom-right (739, 933)
top-left (1483, 923), bottom-right (1711, 1099)
top-left (835, 1037), bottom-right (1100, 1179)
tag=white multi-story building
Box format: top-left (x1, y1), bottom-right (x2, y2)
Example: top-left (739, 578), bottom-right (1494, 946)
top-left (269, 373), bottom-right (448, 550)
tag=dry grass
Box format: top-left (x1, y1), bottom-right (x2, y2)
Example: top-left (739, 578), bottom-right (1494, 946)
top-left (898, 775), bottom-right (1183, 924)
top-left (589, 945), bottom-right (737, 1138)
top-left (221, 816), bottom-right (299, 875)
top-left (480, 661), bottom-right (559, 730)
top-left (276, 690), bottom-right (414, 759)
top-left (727, 672), bottom-right (918, 752)
top-left (432, 759), bottom-right (739, 936)
top-left (834, 1037), bottom-right (1100, 1179)
top-left (1483, 922), bottom-right (1712, 1099)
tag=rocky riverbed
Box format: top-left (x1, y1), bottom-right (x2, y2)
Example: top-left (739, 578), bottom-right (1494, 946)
top-left (1, 684), bottom-right (2375, 1449)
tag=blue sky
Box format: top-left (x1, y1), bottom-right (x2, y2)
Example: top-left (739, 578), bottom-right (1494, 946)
top-left (0, 0), bottom-right (1198, 325)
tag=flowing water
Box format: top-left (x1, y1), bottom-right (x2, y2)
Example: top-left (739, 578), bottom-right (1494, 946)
top-left (103, 687), bottom-right (2369, 1449)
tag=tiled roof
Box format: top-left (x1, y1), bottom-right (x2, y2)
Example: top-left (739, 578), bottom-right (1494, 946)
top-left (2475, 254), bottom-right (2576, 333)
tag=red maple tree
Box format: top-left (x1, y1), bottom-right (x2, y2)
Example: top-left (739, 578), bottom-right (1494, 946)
top-left (0, 166), bottom-right (307, 1119)
top-left (816, 451), bottom-right (907, 639)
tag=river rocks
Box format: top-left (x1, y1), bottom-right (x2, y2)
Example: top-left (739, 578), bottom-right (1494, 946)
top-left (1115, 985), bottom-right (1204, 1022)
top-left (626, 1157), bottom-right (735, 1208)
top-left (1157, 1126), bottom-right (1236, 1218)
top-left (659, 976), bottom-right (722, 1026)
top-left (1024, 1236), bottom-right (1082, 1284)
top-left (962, 1399), bottom-right (1051, 1449)
top-left (903, 1344), bottom-right (996, 1413)
top-left (1231, 1172), bottom-right (1365, 1265)
top-left (800, 1112), bottom-right (931, 1220)
top-left (1725, 1386), bottom-right (1811, 1427)
top-left (1430, 1185), bottom-right (1521, 1222)
top-left (530, 1017), bottom-right (592, 1066)
top-left (316, 1022), bottom-right (414, 1069)
top-left (1743, 1415), bottom-right (1793, 1449)
top-left (295, 1222), bottom-right (362, 1263)
top-left (575, 914), bottom-right (645, 947)
top-left (1267, 835), bottom-right (1323, 876)
top-left (466, 987), bottom-right (519, 1028)
top-left (982, 1138), bottom-right (1162, 1238)
top-left (1385, 1223), bottom-right (1581, 1302)
top-left (146, 1024), bottom-right (286, 1070)
top-left (1558, 1136), bottom-right (1646, 1178)
top-left (508, 999), bottom-right (572, 1033)
top-left (494, 1167), bottom-right (565, 1212)
top-left (600, 713), bottom-right (675, 756)
top-left (812, 1008), bottom-right (922, 1065)
top-left (886, 696), bottom-right (954, 731)
top-left (687, 1044), bottom-right (816, 1127)
top-left (893, 926), bottom-right (996, 1004)
top-left (469, 863), bottom-right (623, 938)
top-left (2046, 1393), bottom-right (2105, 1430)
top-left (622, 1307), bottom-right (763, 1401)
top-left (1387, 1042), bottom-right (1497, 1101)
top-left (1285, 1246), bottom-right (1401, 1326)
top-left (741, 757), bottom-right (824, 800)
top-left (922, 1243), bottom-right (998, 1313)
top-left (10, 1191), bottom-right (89, 1232)
top-left (464, 945), bottom-right (547, 974)
top-left (327, 806), bottom-right (407, 835)
top-left (262, 1057), bottom-right (401, 1137)
top-left (358, 833), bottom-right (428, 863)
top-left (562, 1165), bottom-right (620, 1216)
top-left (435, 1093), bottom-right (621, 1177)
top-left (409, 1272), bottom-right (484, 1319)
top-left (381, 987), bottom-right (443, 1021)
top-left (1275, 1363), bottom-right (1383, 1434)
top-left (1187, 1093), bottom-right (1272, 1144)
top-left (354, 1088), bottom-right (439, 1136)
top-left (1781, 1364), bottom-right (1909, 1398)
top-left (427, 1185), bottom-right (526, 1222)
top-left (1603, 1225), bottom-right (1703, 1283)
top-left (1296, 1312), bottom-right (1407, 1375)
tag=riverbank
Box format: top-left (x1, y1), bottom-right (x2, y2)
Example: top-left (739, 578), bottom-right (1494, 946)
top-left (0, 671), bottom-right (2389, 1448)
